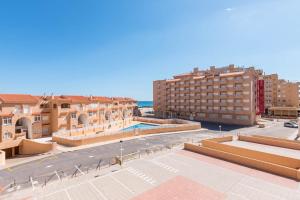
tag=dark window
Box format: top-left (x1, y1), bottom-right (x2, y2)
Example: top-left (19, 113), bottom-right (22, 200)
top-left (61, 103), bottom-right (70, 109)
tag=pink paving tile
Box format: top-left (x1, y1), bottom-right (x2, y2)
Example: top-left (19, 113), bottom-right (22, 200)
top-left (178, 150), bottom-right (299, 189)
top-left (131, 176), bottom-right (225, 200)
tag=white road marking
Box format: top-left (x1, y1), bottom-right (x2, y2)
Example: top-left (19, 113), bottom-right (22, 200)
top-left (238, 183), bottom-right (284, 200)
top-left (65, 189), bottom-right (72, 200)
top-left (88, 181), bottom-right (109, 200)
top-left (151, 160), bottom-right (178, 173)
top-left (228, 192), bottom-right (249, 200)
top-left (126, 167), bottom-right (156, 185)
top-left (110, 174), bottom-right (135, 194)
top-left (46, 165), bottom-right (53, 168)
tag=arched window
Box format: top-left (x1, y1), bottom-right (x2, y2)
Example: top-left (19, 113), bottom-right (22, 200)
top-left (3, 132), bottom-right (12, 140)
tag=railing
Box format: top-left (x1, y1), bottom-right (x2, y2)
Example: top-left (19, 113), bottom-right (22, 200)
top-left (0, 142), bottom-right (186, 197)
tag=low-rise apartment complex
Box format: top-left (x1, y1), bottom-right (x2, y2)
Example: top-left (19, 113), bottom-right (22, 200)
top-left (0, 94), bottom-right (136, 157)
top-left (154, 65), bottom-right (262, 125)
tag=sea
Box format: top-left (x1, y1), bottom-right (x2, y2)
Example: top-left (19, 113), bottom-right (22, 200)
top-left (137, 101), bottom-right (153, 108)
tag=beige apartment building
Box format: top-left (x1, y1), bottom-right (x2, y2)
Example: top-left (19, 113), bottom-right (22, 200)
top-left (263, 74), bottom-right (278, 108)
top-left (154, 65), bottom-right (262, 126)
top-left (263, 74), bottom-right (300, 118)
top-left (0, 94), bottom-right (136, 157)
top-left (263, 74), bottom-right (299, 108)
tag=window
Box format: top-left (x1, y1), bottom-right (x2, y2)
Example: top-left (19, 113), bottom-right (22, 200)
top-left (13, 105), bottom-right (21, 114)
top-left (42, 115), bottom-right (49, 121)
top-left (89, 103), bottom-right (98, 108)
top-left (34, 115), bottom-right (41, 122)
top-left (42, 127), bottom-right (49, 135)
top-left (23, 105), bottom-right (30, 114)
top-left (2, 117), bottom-right (12, 126)
top-left (71, 113), bottom-right (76, 119)
top-left (3, 132), bottom-right (12, 140)
top-left (61, 103), bottom-right (70, 109)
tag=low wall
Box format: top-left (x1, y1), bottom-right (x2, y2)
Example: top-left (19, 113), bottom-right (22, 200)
top-left (0, 150), bottom-right (5, 166)
top-left (19, 139), bottom-right (57, 155)
top-left (134, 117), bottom-right (201, 125)
top-left (184, 143), bottom-right (300, 180)
top-left (205, 136), bottom-right (233, 143)
top-left (53, 122), bottom-right (201, 147)
top-left (239, 135), bottom-right (300, 150)
top-left (202, 139), bottom-right (300, 169)
top-left (53, 117), bottom-right (201, 147)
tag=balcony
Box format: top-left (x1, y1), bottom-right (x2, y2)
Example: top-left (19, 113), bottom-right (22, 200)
top-left (234, 110), bottom-right (249, 114)
top-left (234, 86), bottom-right (244, 91)
top-left (219, 109), bottom-right (233, 114)
top-left (220, 87), bottom-right (228, 91)
top-left (235, 78), bottom-right (243, 83)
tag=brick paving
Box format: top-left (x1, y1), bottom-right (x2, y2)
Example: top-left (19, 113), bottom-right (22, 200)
top-left (131, 176), bottom-right (225, 200)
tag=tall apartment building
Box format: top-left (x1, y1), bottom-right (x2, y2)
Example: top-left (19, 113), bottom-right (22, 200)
top-left (154, 65), bottom-right (262, 125)
top-left (263, 74), bottom-right (300, 109)
top-left (264, 74), bottom-right (278, 109)
top-left (0, 94), bottom-right (136, 157)
top-left (277, 79), bottom-right (299, 107)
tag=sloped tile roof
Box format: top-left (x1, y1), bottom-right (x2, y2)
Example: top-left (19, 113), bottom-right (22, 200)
top-left (0, 94), bottom-right (39, 104)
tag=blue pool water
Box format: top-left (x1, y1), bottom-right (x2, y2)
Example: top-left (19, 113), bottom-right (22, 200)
top-left (122, 123), bottom-right (158, 131)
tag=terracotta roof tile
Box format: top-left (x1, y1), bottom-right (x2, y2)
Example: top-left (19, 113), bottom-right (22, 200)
top-left (0, 94), bottom-right (39, 104)
top-left (112, 97), bottom-right (136, 102)
top-left (59, 95), bottom-right (91, 103)
top-left (93, 96), bottom-right (112, 103)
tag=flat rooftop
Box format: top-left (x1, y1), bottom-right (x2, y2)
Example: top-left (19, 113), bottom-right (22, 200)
top-left (3, 149), bottom-right (300, 200)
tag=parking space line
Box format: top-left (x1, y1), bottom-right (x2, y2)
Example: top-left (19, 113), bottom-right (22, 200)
top-left (110, 174), bottom-right (135, 194)
top-left (126, 167), bottom-right (156, 185)
top-left (151, 160), bottom-right (178, 173)
top-left (88, 181), bottom-right (109, 200)
top-left (65, 189), bottom-right (72, 200)
top-left (238, 183), bottom-right (284, 200)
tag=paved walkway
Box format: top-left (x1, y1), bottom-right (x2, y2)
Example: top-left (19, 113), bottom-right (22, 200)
top-left (2, 149), bottom-right (300, 200)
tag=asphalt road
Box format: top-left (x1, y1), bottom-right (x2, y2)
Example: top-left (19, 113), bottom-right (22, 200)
top-left (0, 120), bottom-right (297, 192)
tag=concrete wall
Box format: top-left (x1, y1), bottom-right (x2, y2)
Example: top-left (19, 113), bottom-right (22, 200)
top-left (184, 143), bottom-right (300, 180)
top-left (53, 123), bottom-right (201, 147)
top-left (202, 139), bottom-right (300, 169)
top-left (19, 139), bottom-right (56, 155)
top-left (239, 135), bottom-right (300, 150)
top-left (0, 150), bottom-right (5, 166)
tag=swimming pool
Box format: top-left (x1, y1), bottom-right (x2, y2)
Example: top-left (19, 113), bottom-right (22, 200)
top-left (122, 123), bottom-right (159, 131)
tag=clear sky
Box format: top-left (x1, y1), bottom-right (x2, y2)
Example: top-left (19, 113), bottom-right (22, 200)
top-left (0, 0), bottom-right (299, 100)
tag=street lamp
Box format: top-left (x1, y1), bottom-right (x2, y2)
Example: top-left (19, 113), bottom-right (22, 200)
top-left (120, 140), bottom-right (123, 165)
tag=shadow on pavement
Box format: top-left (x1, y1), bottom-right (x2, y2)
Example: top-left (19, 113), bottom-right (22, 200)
top-left (200, 121), bottom-right (249, 132)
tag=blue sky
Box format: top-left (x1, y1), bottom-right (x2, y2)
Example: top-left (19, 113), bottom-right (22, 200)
top-left (0, 0), bottom-right (299, 100)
